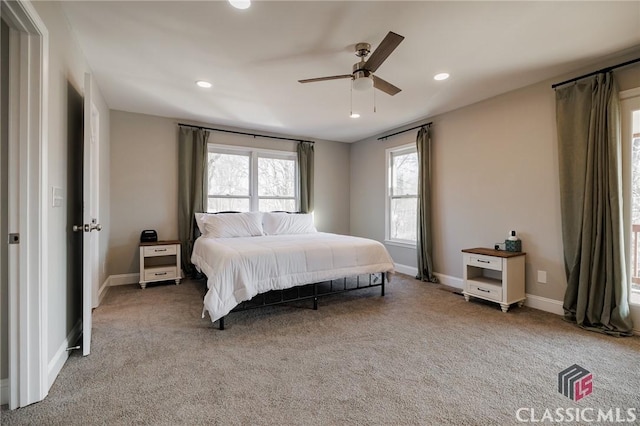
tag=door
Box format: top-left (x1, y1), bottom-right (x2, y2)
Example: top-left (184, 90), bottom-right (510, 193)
top-left (621, 89), bottom-right (640, 330)
top-left (82, 73), bottom-right (101, 356)
top-left (71, 74), bottom-right (100, 357)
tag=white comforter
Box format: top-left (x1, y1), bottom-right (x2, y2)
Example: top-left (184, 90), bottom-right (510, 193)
top-left (191, 232), bottom-right (395, 322)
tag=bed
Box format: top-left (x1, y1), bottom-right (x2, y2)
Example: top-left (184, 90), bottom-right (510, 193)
top-left (191, 212), bottom-right (395, 329)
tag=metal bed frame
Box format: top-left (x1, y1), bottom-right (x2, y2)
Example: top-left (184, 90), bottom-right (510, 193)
top-left (192, 212), bottom-right (388, 330)
top-left (216, 273), bottom-right (386, 330)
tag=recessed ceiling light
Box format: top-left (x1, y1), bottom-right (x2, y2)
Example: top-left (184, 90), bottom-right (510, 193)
top-left (434, 73), bottom-right (450, 81)
top-left (228, 0), bottom-right (251, 9)
top-left (350, 113), bottom-right (360, 119)
top-left (196, 80), bottom-right (212, 88)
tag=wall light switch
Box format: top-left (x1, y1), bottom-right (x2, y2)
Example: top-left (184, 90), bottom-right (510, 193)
top-left (52, 186), bottom-right (63, 208)
top-left (537, 270), bottom-right (547, 284)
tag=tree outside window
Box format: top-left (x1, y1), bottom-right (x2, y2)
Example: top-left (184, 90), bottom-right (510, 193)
top-left (207, 146), bottom-right (298, 212)
top-left (387, 145), bottom-right (418, 244)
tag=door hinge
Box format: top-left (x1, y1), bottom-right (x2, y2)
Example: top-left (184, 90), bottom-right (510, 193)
top-left (9, 233), bottom-right (20, 244)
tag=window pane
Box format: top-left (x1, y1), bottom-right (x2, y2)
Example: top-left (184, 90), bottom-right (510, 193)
top-left (207, 197), bottom-right (250, 212)
top-left (391, 197), bottom-right (417, 241)
top-left (259, 198), bottom-right (296, 212)
top-left (392, 152), bottom-right (418, 196)
top-left (258, 157), bottom-right (295, 197)
top-left (208, 153), bottom-right (249, 196)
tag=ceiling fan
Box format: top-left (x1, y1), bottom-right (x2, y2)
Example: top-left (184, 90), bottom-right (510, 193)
top-left (298, 31), bottom-right (405, 96)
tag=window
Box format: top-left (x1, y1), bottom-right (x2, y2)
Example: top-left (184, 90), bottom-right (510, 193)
top-left (258, 156), bottom-right (297, 212)
top-left (386, 144), bottom-right (418, 245)
top-left (207, 144), bottom-right (298, 212)
top-left (621, 89), bottom-right (640, 309)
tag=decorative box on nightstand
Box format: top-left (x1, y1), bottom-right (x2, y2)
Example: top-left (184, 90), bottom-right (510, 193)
top-left (461, 247), bottom-right (526, 312)
top-left (139, 240), bottom-right (182, 289)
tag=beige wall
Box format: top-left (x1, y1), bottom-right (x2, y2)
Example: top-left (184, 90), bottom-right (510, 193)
top-left (108, 111), bottom-right (350, 275)
top-left (109, 111), bottom-right (178, 275)
top-left (350, 52), bottom-right (640, 302)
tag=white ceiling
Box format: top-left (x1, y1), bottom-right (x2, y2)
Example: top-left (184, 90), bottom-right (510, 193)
top-left (60, 1), bottom-right (640, 143)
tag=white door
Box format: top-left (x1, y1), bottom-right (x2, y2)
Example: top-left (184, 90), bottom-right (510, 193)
top-left (82, 73), bottom-right (101, 356)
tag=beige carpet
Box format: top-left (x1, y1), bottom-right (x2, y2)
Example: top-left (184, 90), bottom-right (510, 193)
top-left (2, 274), bottom-right (639, 425)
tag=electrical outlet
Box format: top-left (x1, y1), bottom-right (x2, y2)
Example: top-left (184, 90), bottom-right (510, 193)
top-left (537, 270), bottom-right (547, 284)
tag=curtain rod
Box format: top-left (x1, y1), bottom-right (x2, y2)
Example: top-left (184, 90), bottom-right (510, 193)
top-left (377, 122), bottom-right (432, 141)
top-left (551, 57), bottom-right (640, 89)
top-left (178, 123), bottom-right (314, 144)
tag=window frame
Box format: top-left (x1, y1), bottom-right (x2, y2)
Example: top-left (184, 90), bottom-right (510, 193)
top-left (385, 143), bottom-right (418, 248)
top-left (207, 143), bottom-right (299, 213)
top-left (620, 87), bottom-right (640, 314)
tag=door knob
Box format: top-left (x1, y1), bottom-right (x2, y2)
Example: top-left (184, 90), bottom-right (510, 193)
top-left (90, 223), bottom-right (102, 232)
top-left (73, 224), bottom-right (90, 232)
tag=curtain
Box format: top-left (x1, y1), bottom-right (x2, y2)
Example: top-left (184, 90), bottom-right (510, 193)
top-left (297, 141), bottom-right (314, 213)
top-left (556, 72), bottom-right (633, 336)
top-left (416, 126), bottom-right (437, 283)
top-left (178, 127), bottom-right (209, 276)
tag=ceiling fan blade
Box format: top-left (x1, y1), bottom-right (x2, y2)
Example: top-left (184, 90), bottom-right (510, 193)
top-left (298, 74), bottom-right (353, 84)
top-left (364, 31), bottom-right (404, 73)
top-left (373, 75), bottom-right (401, 96)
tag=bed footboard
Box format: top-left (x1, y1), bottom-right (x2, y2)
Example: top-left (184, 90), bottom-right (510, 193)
top-left (216, 272), bottom-right (386, 330)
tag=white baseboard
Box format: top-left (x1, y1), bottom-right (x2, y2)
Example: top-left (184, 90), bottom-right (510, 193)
top-left (48, 319), bottom-right (82, 389)
top-left (393, 266), bottom-right (465, 291)
top-left (106, 271), bottom-right (184, 287)
top-left (1, 378), bottom-right (8, 405)
top-left (436, 272), bottom-right (563, 315)
top-left (98, 276), bottom-right (111, 305)
top-left (108, 273), bottom-right (140, 286)
top-left (434, 272), bottom-right (464, 290)
top-left (400, 267), bottom-right (564, 316)
top-left (393, 263), bottom-right (417, 277)
top-left (524, 293), bottom-right (564, 316)
top-left (105, 271), bottom-right (636, 332)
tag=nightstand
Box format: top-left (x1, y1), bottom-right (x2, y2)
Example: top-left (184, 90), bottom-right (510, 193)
top-left (139, 240), bottom-right (182, 289)
top-left (461, 247), bottom-right (526, 312)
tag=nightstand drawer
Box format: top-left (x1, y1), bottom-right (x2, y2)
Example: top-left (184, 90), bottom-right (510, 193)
top-left (144, 266), bottom-right (177, 281)
top-left (466, 281), bottom-right (502, 301)
top-left (467, 254), bottom-right (502, 271)
top-left (143, 245), bottom-right (177, 257)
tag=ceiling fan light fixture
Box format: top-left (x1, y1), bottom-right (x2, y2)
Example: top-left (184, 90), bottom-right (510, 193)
top-left (434, 73), bottom-right (450, 81)
top-left (352, 75), bottom-right (373, 91)
top-left (228, 0), bottom-right (251, 9)
top-left (196, 80), bottom-right (212, 88)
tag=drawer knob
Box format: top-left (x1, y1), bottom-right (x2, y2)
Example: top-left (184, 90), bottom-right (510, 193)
top-left (477, 259), bottom-right (490, 263)
top-left (477, 287), bottom-right (490, 293)
top-left (155, 272), bottom-right (168, 276)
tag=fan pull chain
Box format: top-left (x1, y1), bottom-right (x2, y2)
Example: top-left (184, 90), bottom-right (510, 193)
top-left (373, 84), bottom-right (377, 113)
top-left (350, 79), bottom-right (353, 116)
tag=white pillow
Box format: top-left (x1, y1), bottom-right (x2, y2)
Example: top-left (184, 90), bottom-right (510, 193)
top-left (262, 212), bottom-right (317, 235)
top-left (199, 212), bottom-right (264, 238)
top-left (194, 212), bottom-right (209, 235)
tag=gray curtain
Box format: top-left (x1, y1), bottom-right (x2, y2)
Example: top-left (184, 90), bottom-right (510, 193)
top-left (178, 127), bottom-right (209, 275)
top-left (556, 72), bottom-right (633, 336)
top-left (297, 141), bottom-right (314, 213)
top-left (416, 126), bottom-right (437, 283)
